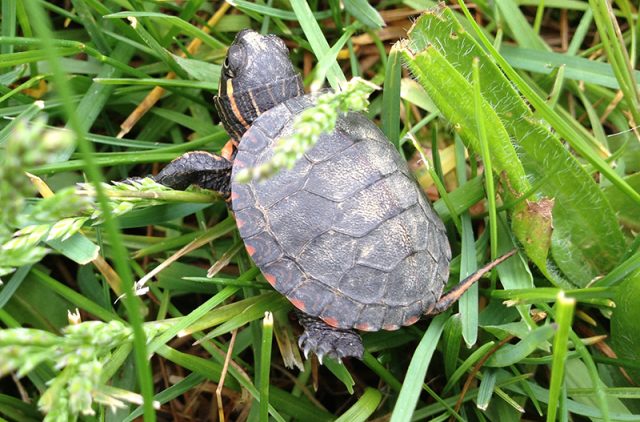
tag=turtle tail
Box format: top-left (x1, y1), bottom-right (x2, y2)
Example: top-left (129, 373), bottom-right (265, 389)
top-left (424, 249), bottom-right (518, 316)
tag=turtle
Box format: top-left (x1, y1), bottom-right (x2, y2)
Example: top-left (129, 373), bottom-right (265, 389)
top-left (149, 29), bottom-right (515, 361)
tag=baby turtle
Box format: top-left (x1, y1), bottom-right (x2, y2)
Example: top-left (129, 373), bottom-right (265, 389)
top-left (151, 29), bottom-right (514, 361)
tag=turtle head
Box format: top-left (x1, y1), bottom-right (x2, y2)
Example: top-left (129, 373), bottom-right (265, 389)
top-left (214, 30), bottom-right (304, 140)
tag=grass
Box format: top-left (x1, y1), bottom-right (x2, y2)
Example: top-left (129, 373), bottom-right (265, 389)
top-left (1, 1), bottom-right (639, 421)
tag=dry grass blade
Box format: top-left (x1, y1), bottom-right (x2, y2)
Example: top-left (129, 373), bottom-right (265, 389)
top-left (133, 217), bottom-right (235, 293)
top-left (216, 328), bottom-right (238, 422)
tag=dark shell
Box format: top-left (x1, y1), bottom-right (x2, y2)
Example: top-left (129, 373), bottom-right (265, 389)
top-left (231, 95), bottom-right (451, 331)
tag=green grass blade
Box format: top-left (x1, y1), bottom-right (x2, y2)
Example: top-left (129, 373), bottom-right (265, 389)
top-left (0, 394), bottom-right (40, 422)
top-left (198, 293), bottom-right (290, 340)
top-left (500, 46), bottom-right (640, 90)
top-left (289, 0), bottom-right (346, 89)
top-left (0, 101), bottom-right (44, 145)
top-left (46, 233), bottom-right (99, 265)
top-left (472, 58), bottom-right (498, 263)
top-left (155, 344), bottom-right (225, 384)
top-left (324, 358), bottom-right (355, 393)
top-left (0, 265), bottom-right (31, 309)
top-left (1, 0), bottom-right (17, 56)
top-left (59, 42), bottom-right (136, 160)
top-left (0, 47), bottom-right (82, 68)
top-left (117, 15), bottom-right (189, 80)
top-left (21, 2), bottom-right (156, 419)
top-left (596, 251), bottom-right (640, 288)
top-left (456, 1), bottom-right (640, 208)
top-left (362, 352), bottom-right (403, 392)
top-left (123, 373), bottom-right (205, 422)
top-left (382, 46), bottom-right (402, 149)
top-left (476, 368), bottom-right (498, 410)
top-left (611, 271), bottom-right (640, 389)
top-left (588, 0), bottom-right (640, 125)
top-left (31, 268), bottom-right (120, 323)
top-left (404, 6), bottom-right (628, 286)
top-left (547, 292), bottom-right (576, 422)
top-left (259, 312), bottom-right (274, 422)
top-left (342, 0), bottom-right (384, 29)
top-left (458, 205), bottom-right (478, 345)
top-left (270, 388), bottom-right (333, 421)
top-left (485, 324), bottom-right (556, 367)
top-left (105, 11), bottom-right (225, 50)
top-left (390, 313), bottom-right (447, 422)
top-left (229, 0), bottom-right (332, 21)
top-left (495, 0), bottom-right (548, 50)
top-left (335, 387), bottom-right (382, 422)
top-left (442, 341), bottom-right (496, 393)
top-left (311, 25), bottom-right (358, 90)
top-left (69, 0), bottom-right (110, 53)
top-left (147, 285), bottom-right (241, 355)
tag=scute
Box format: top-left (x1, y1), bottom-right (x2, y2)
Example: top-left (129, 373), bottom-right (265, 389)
top-left (262, 257), bottom-right (306, 294)
top-left (243, 231), bottom-right (283, 266)
top-left (381, 307), bottom-right (406, 330)
top-left (333, 172), bottom-right (418, 238)
top-left (253, 157), bottom-right (312, 208)
top-left (297, 230), bottom-right (357, 287)
top-left (385, 252), bottom-right (437, 307)
top-left (231, 94), bottom-right (451, 331)
top-left (283, 94), bottom-right (314, 115)
top-left (336, 112), bottom-right (384, 145)
top-left (318, 294), bottom-right (363, 329)
top-left (288, 280), bottom-right (334, 316)
top-left (305, 140), bottom-right (396, 202)
top-left (231, 182), bottom-right (254, 211)
top-left (338, 265), bottom-right (388, 305)
top-left (252, 105), bottom-right (291, 138)
top-left (354, 304), bottom-right (388, 331)
top-left (355, 207), bottom-right (421, 272)
top-left (400, 300), bottom-right (425, 326)
top-left (267, 190), bottom-right (337, 256)
top-left (304, 130), bottom-right (354, 163)
top-left (240, 126), bottom-right (269, 153)
top-left (235, 206), bottom-right (266, 238)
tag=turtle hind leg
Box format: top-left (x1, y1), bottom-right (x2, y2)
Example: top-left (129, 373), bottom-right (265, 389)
top-left (425, 249), bottom-right (518, 316)
top-left (153, 151), bottom-right (233, 196)
top-left (296, 312), bottom-right (364, 363)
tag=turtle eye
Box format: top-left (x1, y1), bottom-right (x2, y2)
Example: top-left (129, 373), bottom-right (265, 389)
top-left (223, 57), bottom-right (234, 78)
top-left (225, 44), bottom-right (244, 78)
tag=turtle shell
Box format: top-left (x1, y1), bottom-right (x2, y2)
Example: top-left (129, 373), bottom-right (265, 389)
top-left (231, 95), bottom-right (451, 331)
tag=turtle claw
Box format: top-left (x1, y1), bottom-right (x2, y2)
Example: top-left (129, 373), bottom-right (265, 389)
top-left (297, 314), bottom-right (364, 363)
top-left (302, 343), bottom-right (311, 360)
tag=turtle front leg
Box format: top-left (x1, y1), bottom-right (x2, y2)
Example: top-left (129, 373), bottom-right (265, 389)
top-left (296, 312), bottom-right (364, 362)
top-left (153, 151), bottom-right (233, 197)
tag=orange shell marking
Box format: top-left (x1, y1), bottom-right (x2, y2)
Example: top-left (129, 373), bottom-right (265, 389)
top-left (322, 317), bottom-right (340, 328)
top-left (264, 273), bottom-right (276, 286)
top-left (289, 298), bottom-right (306, 312)
top-left (403, 315), bottom-right (420, 326)
top-left (245, 244), bottom-right (256, 256)
top-left (355, 323), bottom-right (374, 332)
